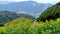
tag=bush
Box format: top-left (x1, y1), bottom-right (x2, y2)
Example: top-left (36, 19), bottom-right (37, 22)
top-left (37, 2), bottom-right (60, 22)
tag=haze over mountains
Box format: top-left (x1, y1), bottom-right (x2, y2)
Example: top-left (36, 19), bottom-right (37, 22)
top-left (0, 1), bottom-right (53, 17)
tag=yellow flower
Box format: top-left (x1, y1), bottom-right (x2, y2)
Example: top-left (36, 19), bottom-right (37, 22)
top-left (50, 25), bottom-right (52, 27)
top-left (56, 18), bottom-right (60, 21)
top-left (41, 31), bottom-right (44, 34)
top-left (46, 20), bottom-right (48, 22)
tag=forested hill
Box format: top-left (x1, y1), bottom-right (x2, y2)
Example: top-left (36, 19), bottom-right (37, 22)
top-left (37, 2), bottom-right (60, 21)
top-left (0, 10), bottom-right (35, 25)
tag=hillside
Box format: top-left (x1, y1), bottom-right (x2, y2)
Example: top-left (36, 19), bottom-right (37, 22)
top-left (0, 2), bottom-right (60, 34)
top-left (0, 1), bottom-right (52, 17)
top-left (37, 2), bottom-right (60, 21)
top-left (0, 10), bottom-right (35, 26)
top-left (0, 18), bottom-right (60, 34)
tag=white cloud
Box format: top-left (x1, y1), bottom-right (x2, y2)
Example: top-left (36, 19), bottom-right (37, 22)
top-left (33, 0), bottom-right (60, 4)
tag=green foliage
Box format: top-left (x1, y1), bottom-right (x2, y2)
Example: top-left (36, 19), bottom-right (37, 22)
top-left (0, 18), bottom-right (60, 34)
top-left (37, 2), bottom-right (60, 21)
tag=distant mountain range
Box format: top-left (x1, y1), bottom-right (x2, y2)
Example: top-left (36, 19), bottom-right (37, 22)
top-left (0, 1), bottom-right (53, 17)
top-left (0, 10), bottom-right (34, 26)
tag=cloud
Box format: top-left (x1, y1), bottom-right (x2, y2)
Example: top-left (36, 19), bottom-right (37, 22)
top-left (33, 0), bottom-right (60, 4)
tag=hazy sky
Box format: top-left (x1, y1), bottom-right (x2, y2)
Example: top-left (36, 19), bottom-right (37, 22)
top-left (0, 0), bottom-right (60, 4)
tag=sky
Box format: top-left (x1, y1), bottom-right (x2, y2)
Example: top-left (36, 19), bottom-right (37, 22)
top-left (0, 0), bottom-right (60, 4)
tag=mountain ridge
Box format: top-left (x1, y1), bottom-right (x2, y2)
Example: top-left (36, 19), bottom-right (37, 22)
top-left (0, 1), bottom-right (53, 17)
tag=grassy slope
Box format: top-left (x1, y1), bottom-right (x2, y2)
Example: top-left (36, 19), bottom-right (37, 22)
top-left (0, 18), bottom-right (60, 34)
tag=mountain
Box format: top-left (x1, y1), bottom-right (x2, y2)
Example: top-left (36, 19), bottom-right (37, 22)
top-left (0, 1), bottom-right (12, 4)
top-left (37, 2), bottom-right (60, 22)
top-left (0, 1), bottom-right (52, 17)
top-left (0, 10), bottom-right (35, 26)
